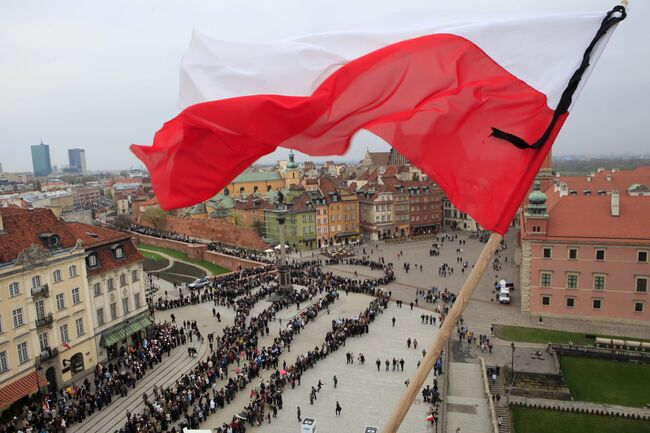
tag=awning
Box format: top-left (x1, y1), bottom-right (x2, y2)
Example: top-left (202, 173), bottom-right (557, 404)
top-left (0, 371), bottom-right (48, 410)
top-left (100, 316), bottom-right (153, 347)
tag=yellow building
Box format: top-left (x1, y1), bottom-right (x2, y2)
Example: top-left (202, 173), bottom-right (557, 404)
top-left (317, 177), bottom-right (360, 246)
top-left (0, 208), bottom-right (98, 408)
top-left (282, 151), bottom-right (301, 188)
top-left (223, 169), bottom-right (285, 197)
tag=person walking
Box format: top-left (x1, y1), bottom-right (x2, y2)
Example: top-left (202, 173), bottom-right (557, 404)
top-left (297, 407), bottom-right (301, 422)
top-left (392, 317), bottom-right (396, 327)
top-left (376, 359), bottom-right (381, 371)
top-left (335, 401), bottom-right (342, 416)
top-left (333, 375), bottom-right (338, 388)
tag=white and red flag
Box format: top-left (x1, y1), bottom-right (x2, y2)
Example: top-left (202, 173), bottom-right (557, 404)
top-left (131, 5), bottom-right (626, 235)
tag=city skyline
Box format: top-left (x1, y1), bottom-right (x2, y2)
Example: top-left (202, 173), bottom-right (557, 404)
top-left (2, 0), bottom-right (648, 173)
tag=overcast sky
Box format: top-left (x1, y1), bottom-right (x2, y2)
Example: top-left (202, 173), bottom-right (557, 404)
top-left (1, 0), bottom-right (647, 172)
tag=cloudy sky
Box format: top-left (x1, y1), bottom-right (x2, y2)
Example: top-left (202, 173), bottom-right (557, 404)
top-left (0, 0), bottom-right (647, 172)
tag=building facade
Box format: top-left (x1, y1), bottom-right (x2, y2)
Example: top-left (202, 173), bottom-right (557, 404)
top-left (31, 142), bottom-right (52, 177)
top-left (358, 186), bottom-right (394, 240)
top-left (519, 179), bottom-right (650, 325)
top-left (0, 208), bottom-right (99, 408)
top-left (67, 148), bottom-right (87, 175)
top-left (442, 196), bottom-right (481, 232)
top-left (264, 193), bottom-right (316, 251)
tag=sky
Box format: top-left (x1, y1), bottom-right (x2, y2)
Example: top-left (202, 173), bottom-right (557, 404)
top-left (0, 0), bottom-right (647, 172)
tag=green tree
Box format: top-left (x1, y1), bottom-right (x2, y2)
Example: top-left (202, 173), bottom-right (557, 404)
top-left (112, 214), bottom-right (132, 230)
top-left (143, 207), bottom-right (166, 230)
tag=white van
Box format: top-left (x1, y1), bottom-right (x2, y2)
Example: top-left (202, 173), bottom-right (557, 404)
top-left (498, 287), bottom-right (511, 304)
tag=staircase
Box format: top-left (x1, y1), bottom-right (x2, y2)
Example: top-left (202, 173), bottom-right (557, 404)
top-left (486, 365), bottom-right (511, 433)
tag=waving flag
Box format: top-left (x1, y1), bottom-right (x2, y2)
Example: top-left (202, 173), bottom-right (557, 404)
top-left (131, 6), bottom-right (625, 235)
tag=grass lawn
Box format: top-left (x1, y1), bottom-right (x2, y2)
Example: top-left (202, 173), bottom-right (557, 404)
top-left (512, 407), bottom-right (650, 433)
top-left (141, 250), bottom-right (166, 261)
top-left (560, 356), bottom-right (650, 407)
top-left (138, 244), bottom-right (230, 276)
top-left (495, 325), bottom-right (650, 346)
top-left (143, 257), bottom-right (169, 272)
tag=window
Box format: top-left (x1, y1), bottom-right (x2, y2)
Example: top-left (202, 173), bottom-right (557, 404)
top-left (32, 275), bottom-right (41, 288)
top-left (12, 308), bottom-right (24, 327)
top-left (9, 282), bottom-right (20, 297)
top-left (131, 270), bottom-right (139, 282)
top-left (541, 295), bottom-right (551, 306)
top-left (107, 278), bottom-right (115, 291)
top-left (636, 277), bottom-right (648, 293)
top-left (56, 293), bottom-right (66, 310)
top-left (93, 282), bottom-right (102, 296)
top-left (122, 298), bottom-right (129, 315)
top-left (75, 318), bottom-right (85, 337)
top-left (35, 300), bottom-right (45, 320)
top-left (594, 275), bottom-right (606, 291)
top-left (60, 324), bottom-right (70, 343)
top-left (69, 265), bottom-right (78, 277)
top-left (53, 270), bottom-right (62, 282)
top-left (568, 248), bottom-right (578, 260)
top-left (110, 302), bottom-right (117, 320)
top-left (97, 308), bottom-right (105, 326)
top-left (595, 249), bottom-right (605, 261)
top-left (120, 274), bottom-right (127, 287)
top-left (72, 287), bottom-right (81, 305)
top-left (88, 254), bottom-right (98, 267)
top-left (635, 301), bottom-right (645, 313)
top-left (639, 251), bottom-right (648, 263)
top-left (39, 333), bottom-right (49, 351)
top-left (542, 248), bottom-right (552, 258)
top-left (540, 272), bottom-right (552, 288)
top-left (115, 247), bottom-right (124, 259)
top-left (566, 297), bottom-right (576, 308)
top-left (134, 293), bottom-right (141, 309)
top-left (0, 316), bottom-right (3, 333)
top-left (0, 351), bottom-right (7, 372)
top-left (17, 342), bottom-right (28, 364)
top-left (567, 274), bottom-right (579, 289)
top-left (592, 298), bottom-right (603, 310)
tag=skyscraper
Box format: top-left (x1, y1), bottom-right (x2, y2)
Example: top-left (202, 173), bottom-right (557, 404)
top-left (68, 148), bottom-right (87, 175)
top-left (31, 141), bottom-right (52, 177)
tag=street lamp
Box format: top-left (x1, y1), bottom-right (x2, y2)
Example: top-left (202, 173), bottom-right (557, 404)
top-left (510, 342), bottom-right (516, 392)
top-left (123, 318), bottom-right (130, 347)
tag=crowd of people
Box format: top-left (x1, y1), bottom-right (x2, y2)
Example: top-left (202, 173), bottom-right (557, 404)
top-left (2, 323), bottom-right (187, 433)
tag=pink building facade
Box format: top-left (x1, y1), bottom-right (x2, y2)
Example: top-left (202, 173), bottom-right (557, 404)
top-left (519, 173), bottom-right (650, 325)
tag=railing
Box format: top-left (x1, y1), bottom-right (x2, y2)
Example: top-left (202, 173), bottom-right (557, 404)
top-left (479, 357), bottom-right (501, 433)
top-left (39, 347), bottom-right (59, 362)
top-left (35, 313), bottom-right (54, 328)
top-left (550, 343), bottom-right (650, 363)
top-left (31, 284), bottom-right (49, 297)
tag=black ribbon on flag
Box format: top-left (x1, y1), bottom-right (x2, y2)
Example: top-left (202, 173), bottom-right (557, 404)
top-left (491, 5), bottom-right (627, 150)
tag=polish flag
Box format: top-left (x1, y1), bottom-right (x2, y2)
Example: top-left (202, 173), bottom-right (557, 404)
top-left (63, 342), bottom-right (72, 350)
top-left (131, 6), bottom-right (626, 235)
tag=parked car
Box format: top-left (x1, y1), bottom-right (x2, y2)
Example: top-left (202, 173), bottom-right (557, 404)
top-left (188, 277), bottom-right (210, 290)
top-left (498, 287), bottom-right (511, 304)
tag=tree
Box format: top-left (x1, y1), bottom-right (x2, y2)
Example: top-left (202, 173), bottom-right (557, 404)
top-left (143, 207), bottom-right (166, 230)
top-left (252, 220), bottom-right (264, 237)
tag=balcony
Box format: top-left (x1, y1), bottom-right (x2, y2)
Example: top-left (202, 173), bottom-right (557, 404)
top-left (39, 347), bottom-right (59, 362)
top-left (31, 284), bottom-right (49, 298)
top-left (35, 313), bottom-right (54, 328)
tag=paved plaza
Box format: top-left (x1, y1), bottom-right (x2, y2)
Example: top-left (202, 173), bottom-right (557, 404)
top-left (81, 228), bottom-right (649, 432)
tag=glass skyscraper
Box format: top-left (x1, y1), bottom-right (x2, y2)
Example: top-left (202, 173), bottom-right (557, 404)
top-left (31, 141), bottom-right (52, 177)
top-left (68, 148), bottom-right (87, 174)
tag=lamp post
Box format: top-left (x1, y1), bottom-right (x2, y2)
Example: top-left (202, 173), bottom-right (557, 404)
top-left (123, 318), bottom-right (130, 348)
top-left (510, 342), bottom-right (516, 392)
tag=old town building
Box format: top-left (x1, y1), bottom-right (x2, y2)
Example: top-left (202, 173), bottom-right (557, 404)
top-left (519, 171), bottom-right (650, 325)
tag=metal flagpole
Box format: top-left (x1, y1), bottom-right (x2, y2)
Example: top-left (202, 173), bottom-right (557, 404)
top-left (383, 232), bottom-right (503, 433)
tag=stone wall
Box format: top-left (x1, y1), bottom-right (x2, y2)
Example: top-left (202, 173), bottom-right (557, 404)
top-left (131, 233), bottom-right (265, 271)
top-left (142, 214), bottom-right (269, 251)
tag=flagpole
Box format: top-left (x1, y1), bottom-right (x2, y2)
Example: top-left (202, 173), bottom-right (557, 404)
top-left (383, 231), bottom-right (503, 433)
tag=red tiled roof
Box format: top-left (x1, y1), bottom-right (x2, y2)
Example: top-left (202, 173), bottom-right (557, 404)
top-left (383, 166), bottom-right (399, 177)
top-left (367, 152), bottom-right (390, 166)
top-left (535, 195), bottom-right (650, 241)
top-left (549, 167), bottom-right (650, 196)
top-left (66, 222), bottom-right (130, 248)
top-left (234, 196), bottom-right (271, 211)
top-left (86, 239), bottom-right (144, 277)
top-left (0, 208), bottom-right (79, 263)
top-left (0, 371), bottom-right (47, 409)
top-left (289, 192), bottom-right (314, 212)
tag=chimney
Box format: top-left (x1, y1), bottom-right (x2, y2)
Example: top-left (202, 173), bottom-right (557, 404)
top-left (611, 191), bottom-right (620, 217)
top-left (606, 174), bottom-right (612, 182)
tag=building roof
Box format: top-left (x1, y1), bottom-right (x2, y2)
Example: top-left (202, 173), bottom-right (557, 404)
top-left (232, 170), bottom-right (282, 183)
top-left (549, 167), bottom-right (650, 196)
top-left (234, 195), bottom-right (272, 211)
top-left (0, 207), bottom-right (78, 263)
top-left (525, 194), bottom-right (650, 242)
top-left (289, 192), bottom-right (315, 212)
top-left (366, 151), bottom-right (391, 166)
top-left (66, 222), bottom-right (130, 247)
